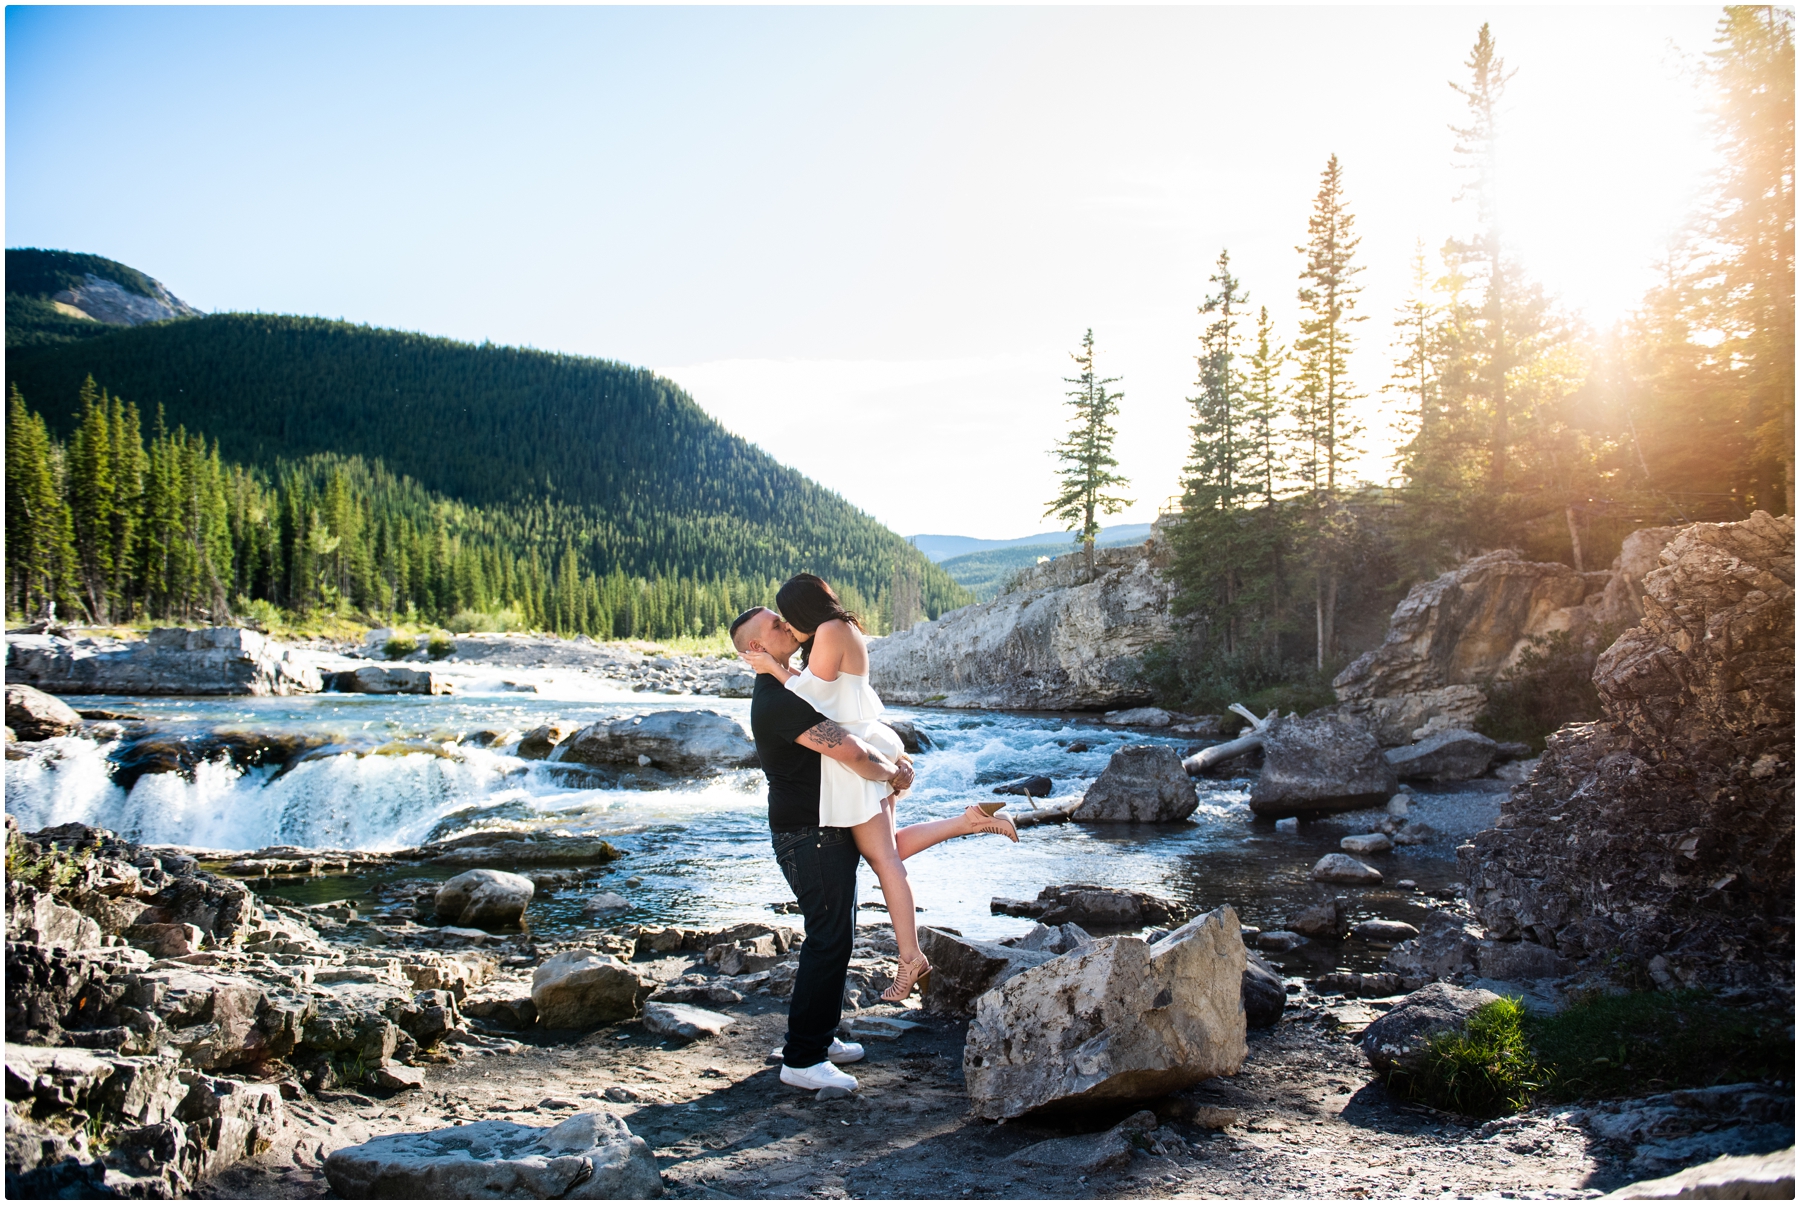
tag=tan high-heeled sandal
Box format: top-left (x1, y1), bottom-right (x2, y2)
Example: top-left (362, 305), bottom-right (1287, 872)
top-left (963, 804), bottom-right (1019, 842)
top-left (883, 952), bottom-right (932, 1002)
top-left (975, 800), bottom-right (1008, 816)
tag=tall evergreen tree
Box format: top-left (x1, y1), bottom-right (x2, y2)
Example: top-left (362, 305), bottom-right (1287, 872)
top-left (1045, 329), bottom-right (1132, 573)
top-left (5, 386), bottom-right (75, 619)
top-left (67, 377), bottom-right (116, 622)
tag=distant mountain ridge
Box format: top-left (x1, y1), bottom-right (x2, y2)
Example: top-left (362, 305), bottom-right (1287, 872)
top-left (908, 523), bottom-right (1154, 563)
top-left (7, 248), bottom-right (202, 349)
top-left (4, 250), bottom-right (968, 623)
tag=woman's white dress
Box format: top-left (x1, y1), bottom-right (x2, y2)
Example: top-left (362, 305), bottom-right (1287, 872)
top-left (785, 667), bottom-right (905, 828)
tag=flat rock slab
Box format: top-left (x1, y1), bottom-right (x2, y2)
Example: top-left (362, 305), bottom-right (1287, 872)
top-left (847, 1017), bottom-right (925, 1042)
top-left (1603, 1146), bottom-right (1794, 1199)
top-left (1008, 1109), bottom-right (1158, 1173)
top-left (641, 1002), bottom-right (732, 1041)
top-left (1383, 728), bottom-right (1499, 782)
top-left (323, 1110), bottom-right (661, 1199)
top-left (1341, 832), bottom-right (1393, 854)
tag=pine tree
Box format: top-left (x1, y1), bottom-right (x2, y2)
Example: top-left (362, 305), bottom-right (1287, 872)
top-left (67, 378), bottom-right (116, 622)
top-left (5, 387), bottom-right (76, 619)
top-left (1293, 153), bottom-right (1365, 668)
top-left (1045, 329), bottom-right (1132, 574)
top-left (1186, 251), bottom-right (1251, 513)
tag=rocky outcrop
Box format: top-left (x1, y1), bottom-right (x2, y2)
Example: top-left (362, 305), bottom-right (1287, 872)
top-left (1071, 745), bottom-right (1198, 822)
top-left (1247, 713), bottom-right (1399, 817)
top-left (4, 685), bottom-right (81, 741)
top-left (7, 628), bottom-right (322, 696)
top-left (1460, 514), bottom-right (1794, 988)
top-left (1358, 982), bottom-right (1501, 1076)
top-left (323, 1111), bottom-right (662, 1199)
top-left (49, 271), bottom-right (202, 326)
top-left (1332, 528), bottom-right (1680, 743)
top-left (555, 710), bottom-right (757, 775)
top-left (433, 869), bottom-right (534, 928)
top-left (1604, 1148), bottom-right (1794, 1201)
top-left (868, 539), bottom-right (1176, 710)
top-left (963, 907), bottom-right (1247, 1119)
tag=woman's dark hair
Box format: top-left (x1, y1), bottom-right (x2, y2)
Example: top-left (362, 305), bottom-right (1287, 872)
top-left (776, 573), bottom-right (861, 667)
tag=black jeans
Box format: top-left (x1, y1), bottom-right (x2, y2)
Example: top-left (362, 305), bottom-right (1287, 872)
top-left (772, 825), bottom-right (858, 1069)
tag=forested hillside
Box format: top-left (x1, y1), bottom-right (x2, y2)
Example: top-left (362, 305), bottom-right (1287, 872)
top-left (4, 317), bottom-right (968, 634)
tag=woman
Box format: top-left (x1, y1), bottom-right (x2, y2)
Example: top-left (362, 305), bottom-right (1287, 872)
top-left (740, 573), bottom-right (1016, 1001)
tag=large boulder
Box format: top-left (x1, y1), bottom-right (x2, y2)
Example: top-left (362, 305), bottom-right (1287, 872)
top-left (531, 951), bottom-right (648, 1030)
top-left (554, 710), bottom-right (757, 775)
top-left (916, 928), bottom-right (1056, 1018)
top-left (1331, 685), bottom-right (1488, 748)
top-left (1460, 513), bottom-right (1795, 987)
top-left (1358, 982), bottom-right (1500, 1076)
top-left (433, 869), bottom-right (534, 927)
top-left (963, 906), bottom-right (1247, 1119)
top-left (327, 666), bottom-right (452, 695)
top-left (323, 1111), bottom-right (661, 1199)
top-left (516, 723), bottom-right (575, 760)
top-left (6, 627), bottom-right (322, 696)
top-left (1241, 951), bottom-right (1286, 1028)
top-left (4, 685), bottom-right (81, 741)
top-left (1247, 713), bottom-right (1398, 818)
top-left (868, 538), bottom-right (1177, 710)
top-left (1071, 745), bottom-right (1198, 822)
top-left (1383, 729), bottom-right (1499, 782)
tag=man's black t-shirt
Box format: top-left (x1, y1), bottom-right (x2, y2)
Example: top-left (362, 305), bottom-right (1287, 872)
top-left (751, 673), bottom-right (829, 831)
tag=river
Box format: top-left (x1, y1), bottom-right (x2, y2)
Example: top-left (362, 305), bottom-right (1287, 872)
top-left (4, 685), bottom-right (1503, 976)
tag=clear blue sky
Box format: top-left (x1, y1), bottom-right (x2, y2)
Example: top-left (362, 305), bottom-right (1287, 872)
top-left (7, 6), bottom-right (1723, 539)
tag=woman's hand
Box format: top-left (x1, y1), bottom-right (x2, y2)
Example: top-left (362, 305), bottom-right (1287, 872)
top-left (740, 646), bottom-right (787, 680)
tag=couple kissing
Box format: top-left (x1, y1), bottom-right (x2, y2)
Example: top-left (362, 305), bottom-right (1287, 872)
top-left (729, 573), bottom-right (1017, 1094)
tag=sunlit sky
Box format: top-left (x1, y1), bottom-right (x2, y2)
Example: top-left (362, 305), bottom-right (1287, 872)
top-left (7, 6), bottom-right (1723, 540)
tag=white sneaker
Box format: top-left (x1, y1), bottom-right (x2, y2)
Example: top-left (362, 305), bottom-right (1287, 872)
top-left (780, 1061), bottom-right (859, 1092)
top-left (769, 1038), bottom-right (865, 1065)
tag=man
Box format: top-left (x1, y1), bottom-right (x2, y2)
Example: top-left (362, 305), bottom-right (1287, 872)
top-left (730, 605), bottom-right (914, 1093)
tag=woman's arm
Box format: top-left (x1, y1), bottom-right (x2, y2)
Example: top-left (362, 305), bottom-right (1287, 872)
top-left (808, 619), bottom-right (850, 680)
top-left (739, 646), bottom-right (794, 683)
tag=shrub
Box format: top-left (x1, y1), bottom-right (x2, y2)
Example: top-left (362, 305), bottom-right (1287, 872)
top-left (446, 608), bottom-right (525, 634)
top-left (382, 635), bottom-right (419, 659)
top-left (1138, 642), bottom-right (1338, 717)
top-left (1390, 997), bottom-right (1540, 1118)
top-left (231, 595), bottom-right (282, 632)
top-left (427, 635), bottom-right (457, 659)
top-left (1476, 630), bottom-right (1607, 752)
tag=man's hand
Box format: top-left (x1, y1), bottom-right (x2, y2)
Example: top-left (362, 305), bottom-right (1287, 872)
top-left (797, 720), bottom-right (904, 785)
top-left (889, 752), bottom-right (915, 794)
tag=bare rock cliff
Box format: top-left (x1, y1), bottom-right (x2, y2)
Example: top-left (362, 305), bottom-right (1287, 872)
top-left (1459, 512), bottom-right (1794, 989)
top-left (868, 541), bottom-right (1173, 710)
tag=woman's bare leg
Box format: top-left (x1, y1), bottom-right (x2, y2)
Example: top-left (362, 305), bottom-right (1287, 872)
top-left (852, 802), bottom-right (921, 964)
top-left (893, 806), bottom-right (1006, 859)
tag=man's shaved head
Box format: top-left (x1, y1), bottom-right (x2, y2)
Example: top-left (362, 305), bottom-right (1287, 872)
top-left (729, 607), bottom-right (770, 652)
top-left (731, 606), bottom-right (802, 662)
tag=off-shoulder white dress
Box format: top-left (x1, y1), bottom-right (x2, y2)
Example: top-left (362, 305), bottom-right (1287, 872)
top-left (785, 667), bottom-right (906, 828)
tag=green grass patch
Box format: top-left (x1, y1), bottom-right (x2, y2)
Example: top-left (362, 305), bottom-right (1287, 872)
top-left (1389, 990), bottom-right (1795, 1118)
top-left (1528, 988), bottom-right (1793, 1102)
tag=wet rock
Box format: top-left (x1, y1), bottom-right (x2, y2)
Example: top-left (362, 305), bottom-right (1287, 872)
top-left (323, 1110), bottom-right (661, 1199)
top-left (109, 729), bottom-right (328, 791)
top-left (416, 830), bottom-right (624, 867)
top-left (1314, 971), bottom-right (1406, 997)
top-left (993, 774), bottom-right (1054, 799)
top-left (992, 884), bottom-right (1188, 931)
top-left (1352, 919), bottom-right (1420, 947)
top-left (582, 892), bottom-right (631, 914)
top-left (1312, 854), bottom-right (1382, 885)
top-left (887, 719), bottom-right (932, 754)
top-left (1257, 931), bottom-right (1307, 953)
top-left (1072, 745), bottom-right (1198, 822)
top-left (1384, 729), bottom-right (1500, 782)
top-left (516, 723), bottom-right (575, 760)
top-left (329, 666), bottom-right (452, 695)
top-left (433, 869), bottom-right (534, 927)
top-left (555, 709), bottom-right (757, 775)
top-left (916, 928), bottom-right (1055, 1018)
top-left (1241, 951), bottom-right (1286, 1027)
top-left (1103, 707), bottom-right (1175, 727)
top-left (868, 539), bottom-right (1177, 711)
top-left (1382, 914), bottom-right (1481, 986)
top-left (1286, 898), bottom-right (1350, 939)
top-left (1603, 1148), bottom-right (1795, 1200)
top-left (6, 627), bottom-right (323, 696)
top-left (964, 907), bottom-right (1247, 1120)
top-left (1461, 514), bottom-right (1795, 986)
top-left (1358, 982), bottom-right (1500, 1076)
top-left (531, 951), bottom-right (648, 1030)
top-left (1248, 713), bottom-right (1399, 818)
top-left (641, 1002), bottom-right (732, 1041)
top-left (1391, 820), bottom-right (1438, 846)
top-left (4, 685), bottom-right (81, 741)
top-left (1341, 833), bottom-right (1393, 854)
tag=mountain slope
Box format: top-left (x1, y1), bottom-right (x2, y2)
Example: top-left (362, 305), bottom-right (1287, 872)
top-left (4, 257), bottom-right (967, 620)
top-left (7, 248), bottom-right (201, 348)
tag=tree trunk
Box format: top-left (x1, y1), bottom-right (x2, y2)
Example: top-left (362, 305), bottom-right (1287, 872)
top-left (1564, 505), bottom-right (1585, 572)
top-left (1182, 704), bottom-right (1279, 775)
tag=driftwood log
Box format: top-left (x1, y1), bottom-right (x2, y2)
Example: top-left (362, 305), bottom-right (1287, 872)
top-left (1182, 703), bottom-right (1277, 776)
top-left (1011, 800), bottom-right (1080, 829)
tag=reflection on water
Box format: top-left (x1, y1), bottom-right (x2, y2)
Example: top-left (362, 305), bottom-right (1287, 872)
top-left (5, 692), bottom-right (1503, 973)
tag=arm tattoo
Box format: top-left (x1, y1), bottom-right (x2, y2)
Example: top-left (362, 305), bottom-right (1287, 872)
top-left (806, 720), bottom-right (849, 748)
